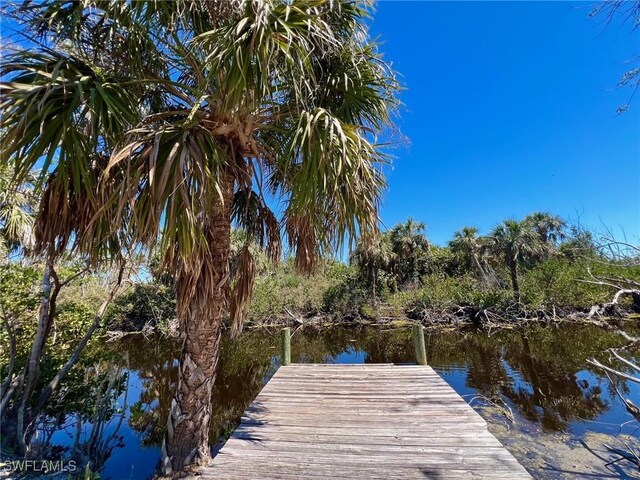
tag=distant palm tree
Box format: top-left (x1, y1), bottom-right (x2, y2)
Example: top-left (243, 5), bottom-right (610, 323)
top-left (449, 227), bottom-right (491, 283)
top-left (525, 212), bottom-right (566, 245)
top-left (351, 233), bottom-right (394, 303)
top-left (0, 1), bottom-right (398, 473)
top-left (488, 220), bottom-right (545, 303)
top-left (389, 219), bottom-right (430, 284)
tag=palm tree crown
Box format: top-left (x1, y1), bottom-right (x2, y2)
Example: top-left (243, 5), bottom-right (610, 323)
top-left (389, 219), bottom-right (430, 254)
top-left (525, 211), bottom-right (566, 245)
top-left (450, 227), bottom-right (481, 258)
top-left (351, 232), bottom-right (394, 300)
top-left (449, 226), bottom-right (491, 282)
top-left (488, 219), bottom-right (546, 302)
top-left (388, 219), bottom-right (430, 284)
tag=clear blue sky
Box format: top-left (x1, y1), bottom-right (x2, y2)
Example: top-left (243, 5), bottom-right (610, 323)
top-left (369, 1), bottom-right (640, 245)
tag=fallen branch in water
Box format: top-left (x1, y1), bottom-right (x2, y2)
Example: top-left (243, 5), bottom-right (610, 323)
top-left (588, 350), bottom-right (640, 472)
top-left (604, 444), bottom-right (640, 469)
top-left (467, 394), bottom-right (515, 425)
top-left (588, 359), bottom-right (640, 385)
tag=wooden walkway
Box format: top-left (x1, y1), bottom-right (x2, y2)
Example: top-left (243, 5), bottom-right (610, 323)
top-left (197, 364), bottom-right (531, 479)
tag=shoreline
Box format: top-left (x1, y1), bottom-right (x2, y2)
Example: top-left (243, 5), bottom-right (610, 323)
top-left (103, 311), bottom-right (640, 343)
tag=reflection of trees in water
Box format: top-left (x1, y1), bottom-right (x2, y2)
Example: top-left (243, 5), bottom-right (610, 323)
top-left (70, 364), bottom-right (129, 476)
top-left (457, 336), bottom-right (510, 400)
top-left (457, 326), bottom-right (630, 431)
top-left (208, 332), bottom-right (277, 444)
top-left (292, 327), bottom-right (364, 363)
top-left (26, 361), bottom-right (129, 478)
top-left (125, 331), bottom-right (280, 448)
top-left (500, 331), bottom-right (606, 431)
top-left (126, 339), bottom-right (180, 447)
top-left (359, 328), bottom-right (414, 364)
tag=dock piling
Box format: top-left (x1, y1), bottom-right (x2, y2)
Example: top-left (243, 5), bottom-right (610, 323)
top-left (281, 327), bottom-right (291, 366)
top-left (412, 324), bottom-right (427, 365)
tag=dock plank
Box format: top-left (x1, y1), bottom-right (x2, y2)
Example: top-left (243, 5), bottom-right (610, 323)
top-left (197, 364), bottom-right (531, 479)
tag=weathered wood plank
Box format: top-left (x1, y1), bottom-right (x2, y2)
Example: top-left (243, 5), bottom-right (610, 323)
top-left (241, 410), bottom-right (484, 427)
top-left (198, 457), bottom-right (531, 480)
top-left (201, 364), bottom-right (531, 479)
top-left (228, 431), bottom-right (504, 446)
top-left (242, 409), bottom-right (483, 419)
top-left (199, 458), bottom-right (533, 479)
top-left (221, 439), bottom-right (510, 455)
top-left (194, 465), bottom-right (531, 480)
top-left (232, 425), bottom-right (491, 437)
top-left (214, 451), bottom-right (526, 470)
top-left (258, 384), bottom-right (461, 391)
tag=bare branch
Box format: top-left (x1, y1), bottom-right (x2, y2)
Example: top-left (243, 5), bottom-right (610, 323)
top-left (587, 359), bottom-right (640, 384)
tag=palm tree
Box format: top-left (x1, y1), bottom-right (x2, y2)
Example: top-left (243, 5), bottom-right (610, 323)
top-left (388, 219), bottom-right (430, 284)
top-left (0, 1), bottom-right (398, 474)
top-left (0, 161), bottom-right (37, 257)
top-left (525, 212), bottom-right (566, 245)
top-left (351, 233), bottom-right (394, 303)
top-left (488, 220), bottom-right (545, 303)
top-left (449, 227), bottom-right (491, 283)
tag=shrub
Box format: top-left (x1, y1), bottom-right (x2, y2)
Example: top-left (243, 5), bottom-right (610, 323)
top-left (105, 283), bottom-right (176, 331)
top-left (404, 275), bottom-right (512, 315)
top-left (521, 258), bottom-right (608, 310)
top-left (247, 259), bottom-right (350, 322)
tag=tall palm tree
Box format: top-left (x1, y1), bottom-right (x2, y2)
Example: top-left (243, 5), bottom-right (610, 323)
top-left (0, 0), bottom-right (398, 474)
top-left (449, 227), bottom-right (491, 283)
top-left (525, 212), bottom-right (566, 245)
top-left (488, 220), bottom-right (545, 303)
top-left (351, 233), bottom-right (394, 303)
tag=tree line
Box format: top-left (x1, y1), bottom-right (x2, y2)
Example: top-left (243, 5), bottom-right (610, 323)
top-left (352, 212), bottom-right (588, 304)
top-left (346, 213), bottom-right (639, 322)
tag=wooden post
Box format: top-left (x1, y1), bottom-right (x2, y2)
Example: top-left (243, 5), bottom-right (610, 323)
top-left (413, 324), bottom-right (427, 365)
top-left (281, 327), bottom-right (291, 366)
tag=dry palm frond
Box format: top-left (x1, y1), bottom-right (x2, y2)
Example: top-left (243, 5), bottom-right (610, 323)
top-left (285, 213), bottom-right (319, 274)
top-left (229, 245), bottom-right (256, 337)
top-left (232, 188), bottom-right (282, 263)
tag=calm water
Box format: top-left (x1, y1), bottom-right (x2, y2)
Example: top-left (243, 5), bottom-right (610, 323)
top-left (36, 323), bottom-right (640, 479)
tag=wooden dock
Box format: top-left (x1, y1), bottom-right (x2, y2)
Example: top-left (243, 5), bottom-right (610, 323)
top-left (198, 363), bottom-right (532, 479)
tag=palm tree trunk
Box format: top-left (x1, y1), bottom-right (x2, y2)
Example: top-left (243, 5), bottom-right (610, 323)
top-left (161, 175), bottom-right (233, 476)
top-left (509, 260), bottom-right (520, 303)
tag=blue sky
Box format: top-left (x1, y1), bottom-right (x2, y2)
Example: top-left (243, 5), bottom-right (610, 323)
top-left (368, 1), bottom-right (639, 245)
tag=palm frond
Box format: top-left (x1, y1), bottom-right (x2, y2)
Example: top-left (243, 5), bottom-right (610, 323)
top-left (229, 244), bottom-right (256, 337)
top-left (231, 188), bottom-right (282, 262)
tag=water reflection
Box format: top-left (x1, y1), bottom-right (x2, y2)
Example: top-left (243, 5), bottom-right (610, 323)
top-left (43, 363), bottom-right (129, 478)
top-left (22, 324), bottom-right (640, 478)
